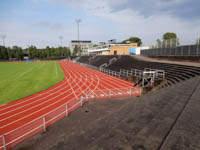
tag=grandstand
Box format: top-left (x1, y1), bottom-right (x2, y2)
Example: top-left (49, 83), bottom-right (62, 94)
top-left (77, 55), bottom-right (118, 67)
top-left (14, 55), bottom-right (200, 150)
top-left (75, 55), bottom-right (200, 87)
top-left (2, 54), bottom-right (199, 150)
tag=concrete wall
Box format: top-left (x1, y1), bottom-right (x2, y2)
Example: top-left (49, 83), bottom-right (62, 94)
top-left (102, 51), bottom-right (110, 55)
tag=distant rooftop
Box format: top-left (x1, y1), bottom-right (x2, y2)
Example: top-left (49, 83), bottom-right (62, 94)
top-left (71, 40), bottom-right (92, 43)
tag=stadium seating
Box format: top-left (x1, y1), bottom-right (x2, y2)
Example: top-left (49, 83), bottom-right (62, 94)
top-left (90, 55), bottom-right (117, 67)
top-left (77, 55), bottom-right (118, 67)
top-left (106, 55), bottom-right (200, 87)
top-left (76, 56), bottom-right (90, 63)
top-left (76, 55), bottom-right (200, 87)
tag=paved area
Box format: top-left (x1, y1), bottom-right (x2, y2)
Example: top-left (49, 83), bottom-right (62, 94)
top-left (14, 76), bottom-right (200, 150)
top-left (14, 98), bottom-right (134, 150)
top-left (134, 55), bottom-right (200, 67)
top-left (160, 77), bottom-right (200, 150)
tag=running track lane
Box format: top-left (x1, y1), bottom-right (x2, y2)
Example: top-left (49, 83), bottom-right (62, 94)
top-left (0, 60), bottom-right (138, 149)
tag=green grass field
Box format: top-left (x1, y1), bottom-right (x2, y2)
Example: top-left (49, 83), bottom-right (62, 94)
top-left (0, 61), bottom-right (65, 105)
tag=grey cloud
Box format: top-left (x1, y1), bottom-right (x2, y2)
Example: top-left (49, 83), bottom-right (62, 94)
top-left (42, 0), bottom-right (200, 20)
top-left (106, 0), bottom-right (200, 20)
top-left (51, 23), bottom-right (64, 30)
top-left (36, 21), bottom-right (64, 30)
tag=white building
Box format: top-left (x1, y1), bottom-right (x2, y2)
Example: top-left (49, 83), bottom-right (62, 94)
top-left (69, 40), bottom-right (93, 55)
top-left (136, 46), bottom-right (150, 55)
top-left (88, 45), bottom-right (110, 55)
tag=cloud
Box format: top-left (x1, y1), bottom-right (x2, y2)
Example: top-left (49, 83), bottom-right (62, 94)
top-left (35, 21), bottom-right (64, 30)
top-left (66, 0), bottom-right (200, 20)
top-left (64, 0), bottom-right (200, 45)
top-left (1, 0), bottom-right (200, 48)
top-left (0, 21), bottom-right (74, 48)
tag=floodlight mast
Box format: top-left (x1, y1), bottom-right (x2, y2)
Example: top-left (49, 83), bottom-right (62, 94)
top-left (75, 19), bottom-right (81, 41)
top-left (59, 36), bottom-right (63, 47)
top-left (1, 34), bottom-right (6, 46)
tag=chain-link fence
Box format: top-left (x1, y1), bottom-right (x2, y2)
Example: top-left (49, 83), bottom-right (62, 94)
top-left (142, 38), bottom-right (200, 56)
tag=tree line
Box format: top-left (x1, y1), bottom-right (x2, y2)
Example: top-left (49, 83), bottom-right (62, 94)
top-left (0, 45), bottom-right (71, 60)
top-left (27, 46), bottom-right (71, 59)
top-left (0, 46), bottom-right (23, 60)
top-left (121, 37), bottom-right (142, 46)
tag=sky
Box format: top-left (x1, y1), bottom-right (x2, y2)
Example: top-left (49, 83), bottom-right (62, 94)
top-left (0, 0), bottom-right (200, 48)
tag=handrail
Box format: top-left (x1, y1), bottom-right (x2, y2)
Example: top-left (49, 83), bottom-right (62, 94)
top-left (0, 87), bottom-right (141, 150)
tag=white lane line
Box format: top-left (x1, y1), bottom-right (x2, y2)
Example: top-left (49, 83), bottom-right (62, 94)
top-left (0, 62), bottom-right (82, 120)
top-left (0, 61), bottom-right (131, 127)
top-left (55, 62), bottom-right (58, 78)
top-left (78, 65), bottom-right (132, 94)
top-left (1, 61), bottom-right (133, 135)
top-left (0, 62), bottom-right (93, 129)
top-left (0, 63), bottom-right (68, 111)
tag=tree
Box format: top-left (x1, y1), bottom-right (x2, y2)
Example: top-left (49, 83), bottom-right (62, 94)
top-left (62, 47), bottom-right (71, 57)
top-left (0, 46), bottom-right (8, 59)
top-left (156, 39), bottom-right (162, 48)
top-left (93, 44), bottom-right (98, 47)
top-left (156, 32), bottom-right (179, 48)
top-left (163, 32), bottom-right (177, 40)
top-left (18, 49), bottom-right (24, 60)
top-left (72, 46), bottom-right (81, 56)
top-left (27, 46), bottom-right (37, 59)
top-left (12, 46), bottom-right (23, 60)
top-left (0, 45), bottom-right (71, 60)
top-left (121, 37), bottom-right (142, 46)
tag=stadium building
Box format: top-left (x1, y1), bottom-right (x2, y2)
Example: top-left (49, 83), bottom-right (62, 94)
top-left (88, 42), bottom-right (138, 55)
top-left (69, 40), bottom-right (93, 55)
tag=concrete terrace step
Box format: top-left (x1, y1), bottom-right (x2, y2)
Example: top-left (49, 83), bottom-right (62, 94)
top-left (160, 77), bottom-right (200, 150)
top-left (107, 55), bottom-right (200, 87)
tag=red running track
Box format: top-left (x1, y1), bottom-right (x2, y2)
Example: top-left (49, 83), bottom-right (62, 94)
top-left (0, 60), bottom-right (140, 149)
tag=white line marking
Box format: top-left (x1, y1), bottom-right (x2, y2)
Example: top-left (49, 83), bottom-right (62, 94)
top-left (55, 62), bottom-right (58, 78)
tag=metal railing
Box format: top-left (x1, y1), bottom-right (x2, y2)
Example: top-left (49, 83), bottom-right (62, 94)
top-left (120, 69), bottom-right (141, 77)
top-left (119, 68), bottom-right (165, 87)
top-left (0, 87), bottom-right (141, 150)
top-left (144, 68), bottom-right (165, 80)
top-left (89, 55), bottom-right (97, 62)
top-left (100, 68), bottom-right (120, 77)
top-left (109, 57), bottom-right (117, 65)
top-left (130, 69), bottom-right (143, 77)
top-left (99, 63), bottom-right (108, 69)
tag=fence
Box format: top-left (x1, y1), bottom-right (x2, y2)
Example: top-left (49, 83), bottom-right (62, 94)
top-left (119, 68), bottom-right (165, 87)
top-left (0, 87), bottom-right (141, 150)
top-left (143, 68), bottom-right (165, 80)
top-left (141, 44), bottom-right (200, 56)
top-left (100, 68), bottom-right (121, 77)
top-left (120, 69), bottom-right (142, 77)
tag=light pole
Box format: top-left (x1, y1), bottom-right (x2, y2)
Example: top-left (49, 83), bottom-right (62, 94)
top-left (1, 34), bottom-right (6, 46)
top-left (75, 19), bottom-right (81, 41)
top-left (59, 36), bottom-right (63, 47)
